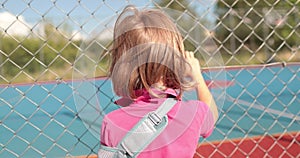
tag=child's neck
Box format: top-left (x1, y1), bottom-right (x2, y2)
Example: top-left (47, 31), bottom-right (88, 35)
top-left (152, 80), bottom-right (166, 91)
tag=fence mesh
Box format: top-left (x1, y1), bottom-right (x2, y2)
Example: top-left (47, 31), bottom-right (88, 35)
top-left (0, 0), bottom-right (299, 157)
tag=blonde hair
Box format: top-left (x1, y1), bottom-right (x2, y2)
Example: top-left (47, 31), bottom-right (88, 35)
top-left (110, 5), bottom-right (193, 99)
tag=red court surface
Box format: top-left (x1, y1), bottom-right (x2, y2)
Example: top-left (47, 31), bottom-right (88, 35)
top-left (76, 132), bottom-right (299, 158)
top-left (194, 132), bottom-right (300, 158)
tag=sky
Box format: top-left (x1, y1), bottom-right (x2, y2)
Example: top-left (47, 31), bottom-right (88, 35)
top-left (0, 0), bottom-right (217, 40)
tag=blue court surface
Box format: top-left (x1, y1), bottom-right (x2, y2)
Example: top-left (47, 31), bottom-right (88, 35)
top-left (0, 64), bottom-right (299, 157)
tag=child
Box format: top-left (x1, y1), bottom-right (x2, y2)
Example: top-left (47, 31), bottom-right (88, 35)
top-left (100, 5), bottom-right (218, 157)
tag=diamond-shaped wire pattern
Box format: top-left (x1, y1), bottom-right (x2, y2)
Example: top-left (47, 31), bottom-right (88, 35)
top-left (0, 0), bottom-right (299, 157)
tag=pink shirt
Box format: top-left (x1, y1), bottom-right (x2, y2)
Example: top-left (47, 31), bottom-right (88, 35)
top-left (100, 88), bottom-right (214, 158)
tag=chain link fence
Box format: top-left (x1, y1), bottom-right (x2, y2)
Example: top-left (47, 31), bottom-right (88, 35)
top-left (0, 0), bottom-right (299, 157)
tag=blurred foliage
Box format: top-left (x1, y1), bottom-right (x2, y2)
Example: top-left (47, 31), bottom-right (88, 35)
top-left (215, 0), bottom-right (300, 63)
top-left (0, 1), bottom-right (299, 84)
top-left (0, 22), bottom-right (80, 83)
top-left (154, 0), bottom-right (215, 61)
top-left (0, 20), bottom-right (111, 84)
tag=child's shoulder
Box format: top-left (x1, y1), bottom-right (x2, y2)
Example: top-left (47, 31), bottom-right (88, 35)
top-left (179, 100), bottom-right (210, 113)
top-left (181, 99), bottom-right (208, 107)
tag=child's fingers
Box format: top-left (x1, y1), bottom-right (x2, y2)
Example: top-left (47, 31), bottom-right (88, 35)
top-left (189, 51), bottom-right (194, 58)
top-left (186, 51), bottom-right (191, 58)
top-left (183, 51), bottom-right (188, 58)
top-left (185, 51), bottom-right (194, 59)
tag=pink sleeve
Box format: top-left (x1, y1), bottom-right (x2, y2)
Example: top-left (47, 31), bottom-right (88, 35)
top-left (100, 117), bottom-right (110, 146)
top-left (199, 104), bottom-right (215, 138)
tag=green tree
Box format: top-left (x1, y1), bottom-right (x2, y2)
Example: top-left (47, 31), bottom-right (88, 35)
top-left (153, 0), bottom-right (213, 57)
top-left (0, 21), bottom-right (80, 83)
top-left (153, 0), bottom-right (198, 15)
top-left (215, 0), bottom-right (300, 63)
top-left (41, 22), bottom-right (78, 68)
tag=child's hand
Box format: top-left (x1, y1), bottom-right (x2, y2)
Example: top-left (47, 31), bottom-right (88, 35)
top-left (184, 51), bottom-right (219, 122)
top-left (183, 51), bottom-right (203, 84)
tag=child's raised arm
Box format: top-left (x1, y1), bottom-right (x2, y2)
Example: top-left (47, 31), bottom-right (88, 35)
top-left (183, 51), bottom-right (219, 123)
